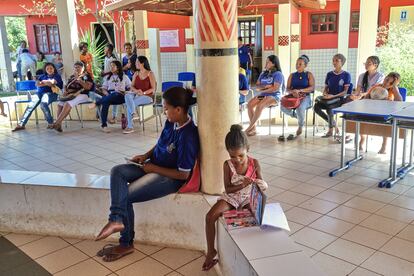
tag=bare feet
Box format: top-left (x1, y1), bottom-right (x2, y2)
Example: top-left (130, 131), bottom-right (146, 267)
top-left (100, 244), bottom-right (134, 262)
top-left (95, 221), bottom-right (125, 241)
top-left (296, 127), bottom-right (302, 136)
top-left (108, 118), bottom-right (116, 124)
top-left (202, 249), bottom-right (218, 271)
top-left (88, 103), bottom-right (96, 109)
top-left (378, 147), bottom-right (386, 154)
top-left (246, 130), bottom-right (257, 136)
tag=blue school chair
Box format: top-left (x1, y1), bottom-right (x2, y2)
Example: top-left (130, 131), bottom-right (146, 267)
top-left (178, 72), bottom-right (195, 84)
top-left (399, 87), bottom-right (407, 102)
top-left (15, 80), bottom-right (38, 125)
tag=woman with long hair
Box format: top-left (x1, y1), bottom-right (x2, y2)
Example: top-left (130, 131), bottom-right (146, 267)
top-left (123, 56), bottom-right (156, 134)
top-left (245, 55), bottom-right (284, 136)
top-left (89, 60), bottom-right (131, 133)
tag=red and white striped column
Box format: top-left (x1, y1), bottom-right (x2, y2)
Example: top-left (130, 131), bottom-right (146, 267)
top-left (194, 0), bottom-right (239, 194)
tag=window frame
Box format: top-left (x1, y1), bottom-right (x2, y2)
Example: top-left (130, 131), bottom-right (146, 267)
top-left (309, 13), bottom-right (338, 34)
top-left (238, 20), bottom-right (256, 46)
top-left (34, 24), bottom-right (61, 54)
top-left (350, 11), bottom-right (360, 32)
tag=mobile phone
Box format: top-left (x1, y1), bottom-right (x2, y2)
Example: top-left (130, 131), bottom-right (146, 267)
top-left (257, 95), bottom-right (265, 100)
top-left (124, 157), bottom-right (143, 167)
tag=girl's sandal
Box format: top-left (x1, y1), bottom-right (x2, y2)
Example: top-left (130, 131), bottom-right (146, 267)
top-left (102, 247), bottom-right (134, 262)
top-left (97, 244), bottom-right (117, 257)
top-left (202, 258), bottom-right (219, 271)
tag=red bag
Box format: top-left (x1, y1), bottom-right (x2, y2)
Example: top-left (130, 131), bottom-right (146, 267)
top-left (178, 158), bottom-right (201, 193)
top-left (281, 94), bottom-right (305, 109)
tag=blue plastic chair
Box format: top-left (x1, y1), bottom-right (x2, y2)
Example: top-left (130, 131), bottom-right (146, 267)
top-left (178, 72), bottom-right (195, 83)
top-left (15, 80), bottom-right (38, 125)
top-left (162, 81), bottom-right (183, 92)
top-left (398, 87), bottom-right (407, 102)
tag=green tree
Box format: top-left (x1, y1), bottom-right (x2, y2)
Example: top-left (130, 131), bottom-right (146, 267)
top-left (5, 17), bottom-right (27, 56)
top-left (377, 22), bottom-right (414, 96)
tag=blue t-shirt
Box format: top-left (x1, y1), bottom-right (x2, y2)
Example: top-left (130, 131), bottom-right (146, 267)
top-left (151, 119), bottom-right (200, 172)
top-left (239, 73), bottom-right (248, 104)
top-left (37, 73), bottom-right (63, 94)
top-left (325, 71), bottom-right (351, 96)
top-left (258, 70), bottom-right (284, 97)
top-left (238, 45), bottom-right (250, 65)
top-left (122, 54), bottom-right (136, 80)
top-left (291, 71), bottom-right (310, 90)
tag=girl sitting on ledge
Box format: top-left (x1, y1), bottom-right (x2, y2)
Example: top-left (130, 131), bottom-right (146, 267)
top-left (203, 124), bottom-right (268, 271)
top-left (95, 87), bottom-right (199, 262)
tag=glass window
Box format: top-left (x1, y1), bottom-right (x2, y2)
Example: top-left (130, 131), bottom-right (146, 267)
top-left (34, 24), bottom-right (61, 54)
top-left (310, 13), bottom-right (337, 33)
top-left (350, 11), bottom-right (360, 31)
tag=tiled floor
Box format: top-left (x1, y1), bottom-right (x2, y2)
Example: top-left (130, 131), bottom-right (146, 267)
top-left (0, 232), bottom-right (215, 276)
top-left (1, 117), bottom-right (414, 275)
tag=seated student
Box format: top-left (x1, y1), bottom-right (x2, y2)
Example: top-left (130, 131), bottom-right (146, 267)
top-left (35, 51), bottom-right (46, 77)
top-left (89, 60), bottom-right (131, 133)
top-left (94, 87), bottom-right (199, 262)
top-left (280, 55), bottom-right (315, 140)
top-left (314, 53), bottom-right (351, 138)
top-left (239, 68), bottom-right (249, 105)
top-left (202, 124), bottom-right (268, 271)
top-left (102, 43), bottom-right (119, 124)
top-left (350, 56), bottom-right (384, 101)
top-left (123, 56), bottom-right (156, 134)
top-left (362, 72), bottom-right (402, 154)
top-left (52, 62), bottom-right (94, 132)
top-left (245, 55), bottom-right (284, 136)
top-left (13, 63), bottom-right (63, 132)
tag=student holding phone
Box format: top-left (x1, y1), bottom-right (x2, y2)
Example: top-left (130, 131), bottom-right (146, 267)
top-left (245, 55), bottom-right (284, 136)
top-left (95, 87), bottom-right (199, 262)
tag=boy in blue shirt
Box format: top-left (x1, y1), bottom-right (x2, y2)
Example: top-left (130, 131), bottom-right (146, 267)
top-left (238, 37), bottom-right (252, 71)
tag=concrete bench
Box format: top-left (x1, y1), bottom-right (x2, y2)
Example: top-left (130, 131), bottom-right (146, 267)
top-left (0, 169), bottom-right (324, 275)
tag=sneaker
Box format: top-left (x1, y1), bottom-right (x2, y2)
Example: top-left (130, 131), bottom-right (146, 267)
top-left (46, 124), bottom-right (54, 129)
top-left (123, 128), bottom-right (135, 134)
top-left (101, 127), bottom-right (111, 133)
top-left (53, 123), bottom-right (63, 133)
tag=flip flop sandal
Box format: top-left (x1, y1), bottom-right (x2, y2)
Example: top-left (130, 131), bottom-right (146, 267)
top-left (321, 133), bottom-right (333, 138)
top-left (202, 259), bottom-right (219, 271)
top-left (278, 135), bottom-right (286, 142)
top-left (287, 134), bottom-right (296, 141)
top-left (97, 244), bottom-right (117, 257)
top-left (102, 248), bottom-right (134, 262)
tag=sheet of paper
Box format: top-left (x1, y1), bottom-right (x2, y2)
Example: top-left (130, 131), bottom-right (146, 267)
top-left (265, 25), bottom-right (273, 36)
top-left (261, 203), bottom-right (290, 231)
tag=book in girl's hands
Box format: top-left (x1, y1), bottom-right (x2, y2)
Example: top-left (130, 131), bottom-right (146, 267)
top-left (223, 183), bottom-right (290, 231)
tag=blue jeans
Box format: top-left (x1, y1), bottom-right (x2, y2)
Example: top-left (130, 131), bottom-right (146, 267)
top-left (19, 92), bottom-right (57, 126)
top-left (109, 164), bottom-right (184, 246)
top-left (89, 92), bottom-right (118, 119)
top-left (280, 95), bottom-right (312, 127)
top-left (124, 93), bottom-right (153, 128)
top-left (17, 60), bottom-right (22, 81)
top-left (96, 92), bottom-right (125, 127)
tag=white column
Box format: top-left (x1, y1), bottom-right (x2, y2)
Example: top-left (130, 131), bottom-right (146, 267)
top-left (185, 16), bottom-right (195, 72)
top-left (0, 16), bottom-right (14, 91)
top-left (278, 3), bottom-right (291, 79)
top-left (338, 0), bottom-right (351, 70)
top-left (148, 28), bottom-right (162, 92)
top-left (290, 23), bottom-right (300, 72)
top-left (356, 0), bottom-right (379, 78)
top-left (194, 0), bottom-right (239, 194)
top-left (55, 0), bottom-right (79, 79)
top-left (134, 11), bottom-right (150, 57)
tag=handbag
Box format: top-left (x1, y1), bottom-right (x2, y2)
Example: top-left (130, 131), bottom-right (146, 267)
top-left (315, 95), bottom-right (341, 105)
top-left (281, 94), bottom-right (305, 109)
top-left (178, 158), bottom-right (201, 193)
top-left (58, 89), bottom-right (84, 102)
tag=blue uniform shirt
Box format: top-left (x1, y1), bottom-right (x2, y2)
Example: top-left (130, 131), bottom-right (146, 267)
top-left (152, 119), bottom-right (200, 172)
top-left (325, 71), bottom-right (351, 96)
top-left (37, 73), bottom-right (63, 94)
top-left (238, 45), bottom-right (250, 65)
top-left (258, 70), bottom-right (284, 98)
top-left (122, 54), bottom-right (136, 80)
top-left (239, 73), bottom-right (248, 104)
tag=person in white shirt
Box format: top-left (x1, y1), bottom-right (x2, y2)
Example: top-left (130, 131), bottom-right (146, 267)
top-left (16, 41), bottom-right (27, 80)
top-left (101, 43), bottom-right (119, 123)
top-left (89, 60), bottom-right (131, 133)
top-left (19, 49), bottom-right (36, 80)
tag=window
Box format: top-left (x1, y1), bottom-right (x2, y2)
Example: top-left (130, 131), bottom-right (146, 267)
top-left (310, 13), bottom-right (337, 33)
top-left (238, 20), bottom-right (256, 45)
top-left (351, 11), bottom-right (359, 31)
top-left (34, 24), bottom-right (61, 54)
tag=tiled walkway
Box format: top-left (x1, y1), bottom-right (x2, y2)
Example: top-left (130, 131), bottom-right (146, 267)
top-left (1, 117), bottom-right (414, 275)
top-left (0, 232), bottom-right (216, 276)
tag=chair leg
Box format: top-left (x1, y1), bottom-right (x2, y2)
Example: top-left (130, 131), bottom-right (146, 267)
top-left (4, 102), bottom-right (12, 128)
top-left (282, 113), bottom-right (285, 137)
top-left (34, 109), bottom-right (39, 126)
top-left (141, 106), bottom-right (145, 132)
top-left (74, 105), bottom-right (83, 128)
top-left (268, 107), bottom-right (271, 135)
top-left (14, 103), bottom-right (18, 125)
top-left (312, 110), bottom-right (316, 136)
top-left (305, 109), bottom-right (308, 138)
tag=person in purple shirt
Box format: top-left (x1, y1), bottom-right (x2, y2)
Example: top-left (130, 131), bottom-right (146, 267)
top-left (245, 55), bottom-right (284, 136)
top-left (314, 53), bottom-right (351, 138)
top-left (13, 63), bottom-right (63, 132)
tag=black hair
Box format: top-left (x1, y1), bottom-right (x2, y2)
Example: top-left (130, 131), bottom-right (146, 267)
top-left (106, 43), bottom-right (114, 54)
top-left (266, 55), bottom-right (282, 74)
top-left (54, 51), bottom-right (61, 55)
top-left (362, 56), bottom-right (380, 92)
top-left (137, 55), bottom-right (151, 71)
top-left (238, 36), bottom-right (243, 41)
top-left (22, 49), bottom-right (29, 53)
top-left (43, 62), bottom-right (58, 75)
top-left (162, 87), bottom-right (196, 112)
top-left (225, 124), bottom-right (249, 151)
top-left (73, 61), bottom-right (84, 68)
top-left (129, 55), bottom-right (137, 72)
top-left (37, 51), bottom-right (45, 61)
top-left (124, 42), bottom-right (132, 48)
top-left (298, 54), bottom-right (310, 66)
top-left (107, 60), bottom-right (124, 81)
top-left (333, 53), bottom-right (346, 65)
top-left (79, 42), bottom-right (88, 51)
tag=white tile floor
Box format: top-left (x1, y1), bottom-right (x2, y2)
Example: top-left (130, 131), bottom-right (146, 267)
top-left (1, 117), bottom-right (414, 275)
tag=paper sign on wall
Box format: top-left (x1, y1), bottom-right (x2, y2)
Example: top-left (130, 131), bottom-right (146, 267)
top-left (265, 25), bottom-right (273, 37)
top-left (160, 30), bottom-right (179, 47)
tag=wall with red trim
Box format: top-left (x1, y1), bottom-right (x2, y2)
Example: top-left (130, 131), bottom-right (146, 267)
top-left (159, 28), bottom-right (186, 52)
top-left (147, 12), bottom-right (190, 29)
top-left (263, 13), bottom-right (276, 51)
